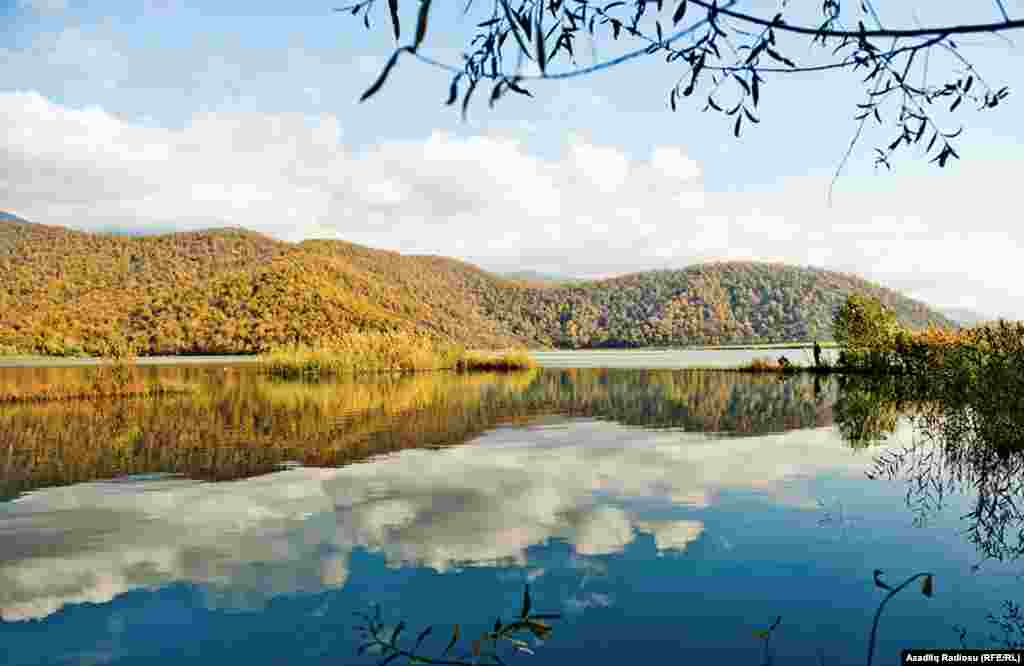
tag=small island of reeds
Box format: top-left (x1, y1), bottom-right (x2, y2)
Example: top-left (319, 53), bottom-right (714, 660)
top-left (257, 331), bottom-right (535, 379)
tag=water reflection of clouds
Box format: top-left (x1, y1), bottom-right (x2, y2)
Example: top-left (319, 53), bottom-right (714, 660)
top-left (1, 420), bottom-right (869, 622)
top-left (635, 519), bottom-right (706, 552)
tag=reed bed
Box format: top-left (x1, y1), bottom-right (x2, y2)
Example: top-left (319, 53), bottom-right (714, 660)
top-left (455, 350), bottom-right (536, 372)
top-left (258, 332), bottom-right (535, 379)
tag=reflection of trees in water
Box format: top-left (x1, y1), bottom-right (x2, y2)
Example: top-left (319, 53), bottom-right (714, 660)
top-left (835, 373), bottom-right (1024, 564)
top-left (869, 436), bottom-right (1024, 563)
top-left (520, 369), bottom-right (835, 434)
top-left (832, 359), bottom-right (1024, 651)
top-left (953, 600), bottom-right (1024, 650)
top-left (1, 368), bottom-right (835, 498)
top-left (833, 375), bottom-right (904, 449)
top-left (0, 369), bottom-right (538, 500)
top-left (931, 405), bottom-right (1024, 563)
top-left (985, 601), bottom-right (1024, 648)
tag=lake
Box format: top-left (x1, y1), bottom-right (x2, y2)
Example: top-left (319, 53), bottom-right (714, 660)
top-left (0, 352), bottom-right (1019, 665)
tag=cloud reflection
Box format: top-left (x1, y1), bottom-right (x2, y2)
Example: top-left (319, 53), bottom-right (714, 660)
top-left (0, 420), bottom-right (882, 621)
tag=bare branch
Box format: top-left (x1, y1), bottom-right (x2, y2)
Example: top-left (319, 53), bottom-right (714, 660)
top-left (685, 1), bottom-right (1024, 39)
top-left (410, 0), bottom-right (739, 80)
top-left (339, 0), bottom-right (1020, 180)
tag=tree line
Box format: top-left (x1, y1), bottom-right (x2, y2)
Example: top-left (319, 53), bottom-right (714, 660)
top-left (1, 219), bottom-right (953, 356)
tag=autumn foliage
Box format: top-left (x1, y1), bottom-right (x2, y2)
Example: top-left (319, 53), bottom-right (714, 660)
top-left (1, 218), bottom-right (955, 356)
top-left (0, 368), bottom-right (831, 499)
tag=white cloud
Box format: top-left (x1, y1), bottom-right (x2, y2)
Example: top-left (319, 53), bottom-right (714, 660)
top-left (1, 91), bottom-right (1022, 318)
top-left (569, 135), bottom-right (630, 193)
top-left (650, 145), bottom-right (701, 181)
top-left (573, 506), bottom-right (635, 556)
top-left (635, 519), bottom-right (705, 551)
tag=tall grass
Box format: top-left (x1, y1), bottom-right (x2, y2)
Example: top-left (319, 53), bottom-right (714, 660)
top-left (456, 350), bottom-right (536, 372)
top-left (258, 332), bottom-right (535, 379)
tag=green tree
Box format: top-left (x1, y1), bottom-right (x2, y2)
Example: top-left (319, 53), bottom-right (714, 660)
top-left (833, 294), bottom-right (900, 351)
top-left (832, 294), bottom-right (902, 369)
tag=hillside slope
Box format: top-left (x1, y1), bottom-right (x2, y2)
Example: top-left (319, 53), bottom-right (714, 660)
top-left (0, 219), bottom-right (523, 355)
top-left (0, 218), bottom-right (955, 355)
top-left (490, 262), bottom-right (955, 348)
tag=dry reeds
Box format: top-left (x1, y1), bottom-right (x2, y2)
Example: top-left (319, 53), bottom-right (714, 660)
top-left (258, 332), bottom-right (535, 379)
top-left (455, 350), bottom-right (537, 372)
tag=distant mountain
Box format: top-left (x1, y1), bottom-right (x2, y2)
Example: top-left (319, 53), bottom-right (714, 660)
top-left (941, 307), bottom-right (991, 326)
top-left (0, 219), bottom-right (957, 355)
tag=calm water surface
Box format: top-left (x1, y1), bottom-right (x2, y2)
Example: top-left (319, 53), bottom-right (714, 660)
top-left (530, 347), bottom-right (837, 368)
top-left (0, 356), bottom-right (1018, 665)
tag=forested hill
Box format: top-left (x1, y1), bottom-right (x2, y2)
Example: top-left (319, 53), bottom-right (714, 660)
top-left (0, 218), bottom-right (955, 356)
top-left (493, 263), bottom-right (955, 348)
top-left (0, 219), bottom-right (524, 355)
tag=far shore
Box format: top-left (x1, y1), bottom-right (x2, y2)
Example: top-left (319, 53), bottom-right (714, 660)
top-left (0, 355), bottom-right (263, 368)
top-left (0, 343), bottom-right (833, 369)
top-left (533, 342), bottom-right (835, 352)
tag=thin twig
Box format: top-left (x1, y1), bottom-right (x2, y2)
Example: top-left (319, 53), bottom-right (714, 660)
top-left (411, 0), bottom-right (739, 80)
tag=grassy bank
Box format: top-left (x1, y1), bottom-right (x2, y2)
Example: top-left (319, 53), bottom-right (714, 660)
top-left (0, 354), bottom-right (264, 368)
top-left (258, 333), bottom-right (535, 379)
top-left (724, 296), bottom-right (1023, 391)
top-left (693, 341), bottom-right (840, 351)
top-left (732, 356), bottom-right (852, 374)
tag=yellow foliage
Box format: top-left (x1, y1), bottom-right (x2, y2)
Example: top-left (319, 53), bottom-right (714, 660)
top-left (1, 219), bottom-right (959, 355)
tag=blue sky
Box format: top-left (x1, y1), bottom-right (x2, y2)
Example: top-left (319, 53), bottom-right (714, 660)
top-left (2, 0), bottom-right (1023, 317)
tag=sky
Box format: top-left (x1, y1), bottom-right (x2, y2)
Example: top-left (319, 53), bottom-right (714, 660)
top-left (2, 0), bottom-right (1023, 318)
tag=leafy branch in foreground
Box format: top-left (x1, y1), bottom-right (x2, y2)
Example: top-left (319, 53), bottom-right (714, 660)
top-left (755, 570), bottom-right (934, 666)
top-left (338, 0), bottom-right (1021, 177)
top-left (352, 584), bottom-right (561, 665)
top-left (867, 570), bottom-right (934, 666)
top-left (353, 572), bottom-right (935, 664)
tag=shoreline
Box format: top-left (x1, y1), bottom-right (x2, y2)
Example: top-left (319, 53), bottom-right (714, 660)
top-left (0, 355), bottom-right (263, 368)
top-left (0, 344), bottom-right (831, 370)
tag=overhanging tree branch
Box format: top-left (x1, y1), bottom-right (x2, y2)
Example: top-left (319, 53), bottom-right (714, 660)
top-left (681, 0), bottom-right (1024, 39)
top-left (338, 0), bottom-right (1021, 185)
top-left (408, 0), bottom-right (738, 80)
